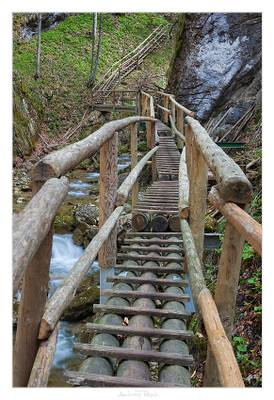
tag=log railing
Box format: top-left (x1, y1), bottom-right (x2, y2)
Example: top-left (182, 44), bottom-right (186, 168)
top-left (155, 92), bottom-right (261, 386)
top-left (13, 114), bottom-right (158, 387)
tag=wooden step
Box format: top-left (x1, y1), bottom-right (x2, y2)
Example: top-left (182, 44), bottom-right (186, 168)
top-left (127, 232), bottom-right (181, 237)
top-left (134, 208), bottom-right (178, 214)
top-left (101, 289), bottom-right (189, 302)
top-left (107, 276), bottom-right (186, 287)
top-left (93, 304), bottom-right (190, 319)
top-left (121, 245), bottom-right (182, 253)
top-left (65, 371), bottom-right (186, 387)
top-left (85, 323), bottom-right (193, 340)
top-left (117, 253), bottom-right (183, 262)
top-left (74, 343), bottom-right (194, 367)
top-left (114, 265), bottom-right (185, 273)
top-left (124, 238), bottom-right (182, 245)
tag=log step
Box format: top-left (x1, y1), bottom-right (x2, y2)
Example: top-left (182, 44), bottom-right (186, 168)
top-left (124, 238), bottom-right (182, 245)
top-left (120, 245), bottom-right (182, 253)
top-left (65, 371), bottom-right (186, 387)
top-left (74, 343), bottom-right (194, 367)
top-left (85, 323), bottom-right (193, 340)
top-left (101, 289), bottom-right (189, 302)
top-left (107, 276), bottom-right (186, 287)
top-left (117, 253), bottom-right (183, 262)
top-left (93, 304), bottom-right (190, 319)
top-left (127, 232), bottom-right (181, 237)
top-left (114, 265), bottom-right (185, 273)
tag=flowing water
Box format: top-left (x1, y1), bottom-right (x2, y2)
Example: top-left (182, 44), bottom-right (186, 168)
top-left (48, 154), bottom-right (130, 385)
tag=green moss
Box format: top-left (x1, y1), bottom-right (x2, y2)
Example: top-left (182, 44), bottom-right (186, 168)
top-left (167, 14), bottom-right (185, 83)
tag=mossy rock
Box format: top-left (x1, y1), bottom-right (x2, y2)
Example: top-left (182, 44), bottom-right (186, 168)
top-left (61, 274), bottom-right (100, 321)
top-left (205, 214), bottom-right (217, 232)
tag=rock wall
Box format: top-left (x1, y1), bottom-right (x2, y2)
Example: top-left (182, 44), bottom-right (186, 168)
top-left (168, 13), bottom-right (262, 126)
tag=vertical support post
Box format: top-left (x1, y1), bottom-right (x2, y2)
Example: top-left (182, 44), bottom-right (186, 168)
top-left (163, 94), bottom-right (169, 124)
top-left (188, 129), bottom-right (208, 264)
top-left (204, 221), bottom-right (245, 386)
top-left (176, 108), bottom-right (184, 150)
top-left (98, 133), bottom-right (118, 304)
top-left (137, 91), bottom-right (141, 115)
top-left (13, 180), bottom-right (53, 387)
top-left (131, 123), bottom-right (138, 211)
top-left (171, 96), bottom-right (176, 134)
top-left (149, 120), bottom-right (157, 182)
top-left (185, 124), bottom-right (193, 183)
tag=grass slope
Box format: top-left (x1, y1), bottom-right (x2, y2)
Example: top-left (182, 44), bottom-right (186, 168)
top-left (13, 13), bottom-right (170, 147)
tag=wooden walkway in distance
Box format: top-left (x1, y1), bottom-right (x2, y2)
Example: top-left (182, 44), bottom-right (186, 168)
top-left (65, 121), bottom-right (194, 387)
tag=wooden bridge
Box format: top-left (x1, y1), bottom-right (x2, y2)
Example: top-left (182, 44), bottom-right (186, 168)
top-left (13, 89), bottom-right (262, 388)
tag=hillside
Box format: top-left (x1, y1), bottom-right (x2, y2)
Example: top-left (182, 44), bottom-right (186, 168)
top-left (13, 13), bottom-right (173, 160)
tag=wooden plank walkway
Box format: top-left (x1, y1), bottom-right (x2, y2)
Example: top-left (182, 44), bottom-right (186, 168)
top-left (65, 122), bottom-right (193, 387)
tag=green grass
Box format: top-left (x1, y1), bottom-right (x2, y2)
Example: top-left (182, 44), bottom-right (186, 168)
top-left (13, 13), bottom-right (170, 142)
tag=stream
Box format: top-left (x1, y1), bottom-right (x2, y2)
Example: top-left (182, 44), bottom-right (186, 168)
top-left (48, 154), bottom-right (130, 386)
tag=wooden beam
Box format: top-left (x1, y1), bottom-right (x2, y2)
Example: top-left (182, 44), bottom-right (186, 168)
top-left (204, 219), bottom-right (245, 386)
top-left (27, 323), bottom-right (59, 387)
top-left (85, 323), bottom-right (193, 340)
top-left (107, 275), bottom-right (186, 287)
top-left (130, 122), bottom-right (138, 211)
top-left (64, 370), bottom-right (186, 387)
top-left (188, 128), bottom-right (208, 263)
top-left (208, 186), bottom-right (262, 255)
top-left (101, 289), bottom-right (189, 302)
top-left (186, 116), bottom-right (252, 203)
top-left (114, 265), bottom-right (184, 273)
top-left (180, 219), bottom-right (244, 387)
top-left (117, 253), bottom-right (183, 262)
top-left (38, 206), bottom-right (124, 340)
top-left (99, 132), bottom-right (118, 269)
top-left (93, 303), bottom-right (189, 319)
top-left (74, 343), bottom-right (193, 366)
top-left (13, 177), bottom-right (68, 294)
top-left (116, 146), bottom-right (158, 206)
top-left (199, 288), bottom-right (245, 387)
top-left (13, 177), bottom-right (55, 387)
top-left (178, 148), bottom-right (189, 219)
top-left (32, 116), bottom-right (155, 180)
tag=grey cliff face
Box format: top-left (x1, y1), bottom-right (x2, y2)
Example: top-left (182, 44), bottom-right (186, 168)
top-left (168, 13), bottom-right (262, 122)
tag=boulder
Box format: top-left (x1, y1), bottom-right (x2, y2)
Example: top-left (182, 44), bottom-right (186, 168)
top-left (62, 274), bottom-right (100, 321)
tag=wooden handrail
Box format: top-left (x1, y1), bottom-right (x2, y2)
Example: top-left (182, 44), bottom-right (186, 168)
top-left (209, 186), bottom-right (262, 255)
top-left (116, 146), bottom-right (158, 206)
top-left (39, 206), bottom-right (124, 339)
top-left (32, 116), bottom-right (155, 182)
top-left (180, 219), bottom-right (244, 387)
top-left (169, 115), bottom-right (185, 142)
top-left (13, 177), bottom-right (69, 294)
top-left (186, 116), bottom-right (252, 203)
top-left (156, 104), bottom-right (171, 114)
top-left (178, 148), bottom-right (189, 219)
top-left (158, 91), bottom-right (194, 116)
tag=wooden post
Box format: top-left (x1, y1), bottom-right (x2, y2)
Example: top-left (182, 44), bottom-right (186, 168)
top-left (184, 124), bottom-right (193, 182)
top-left (188, 129), bottom-right (208, 263)
top-left (170, 96), bottom-right (176, 134)
top-left (176, 108), bottom-right (184, 150)
top-left (204, 220), bottom-right (245, 386)
top-left (113, 90), bottom-right (116, 111)
top-left (13, 179), bottom-right (53, 387)
top-left (98, 132), bottom-right (118, 303)
top-left (131, 123), bottom-right (138, 210)
top-left (163, 95), bottom-right (169, 124)
top-left (147, 120), bottom-right (157, 181)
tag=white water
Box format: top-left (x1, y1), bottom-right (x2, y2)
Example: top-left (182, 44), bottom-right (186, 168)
top-left (49, 234), bottom-right (98, 371)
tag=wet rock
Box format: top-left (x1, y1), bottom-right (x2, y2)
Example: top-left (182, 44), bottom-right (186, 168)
top-left (75, 203), bottom-right (99, 226)
top-left (168, 13), bottom-right (262, 122)
top-left (62, 274), bottom-right (100, 321)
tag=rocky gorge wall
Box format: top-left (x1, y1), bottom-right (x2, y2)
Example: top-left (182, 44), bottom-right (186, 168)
top-left (168, 13), bottom-right (262, 134)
